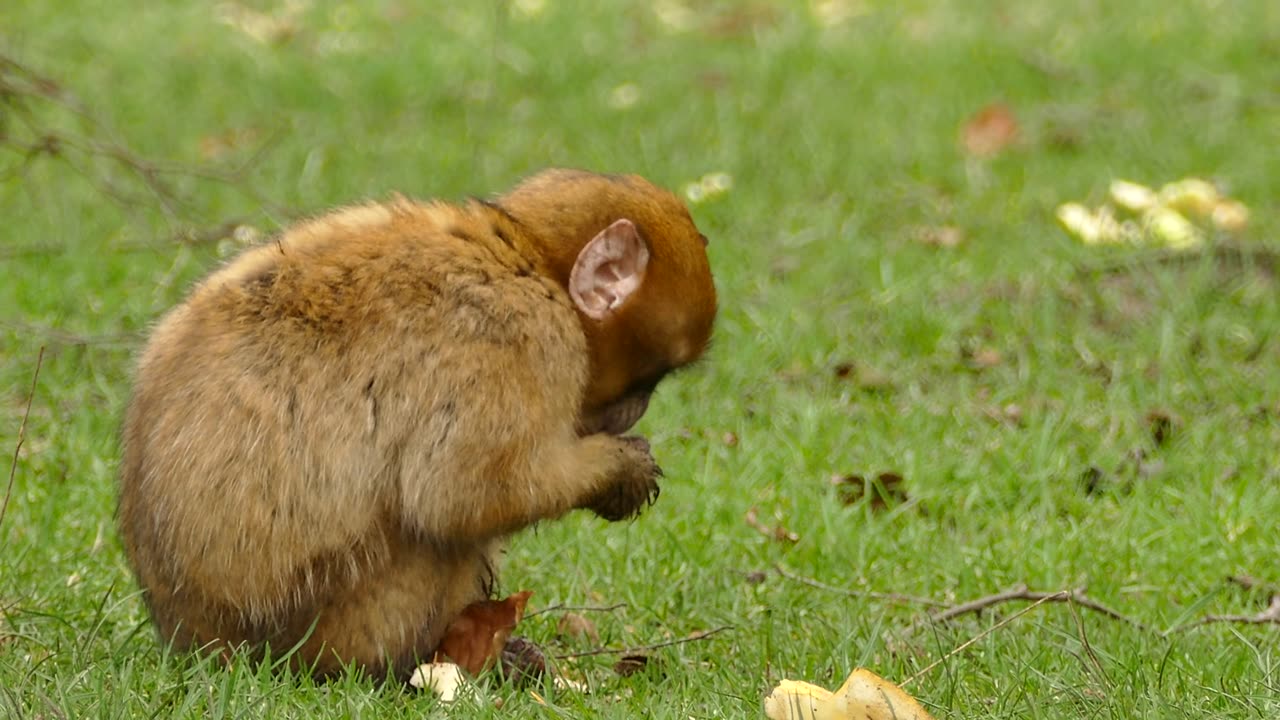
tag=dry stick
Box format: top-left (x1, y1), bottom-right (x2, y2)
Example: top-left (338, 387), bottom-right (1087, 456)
top-left (1, 347), bottom-right (45, 535)
top-left (1166, 595), bottom-right (1280, 634)
top-left (774, 564), bottom-right (949, 608)
top-left (900, 592), bottom-right (1066, 689)
top-left (0, 321), bottom-right (140, 348)
top-left (553, 625), bottom-right (732, 660)
top-left (526, 602), bottom-right (627, 619)
top-left (917, 584), bottom-right (1152, 633)
top-left (1065, 596), bottom-right (1109, 685)
top-left (1076, 245), bottom-right (1280, 280)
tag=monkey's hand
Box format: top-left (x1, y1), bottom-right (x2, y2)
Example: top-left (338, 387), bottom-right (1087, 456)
top-left (587, 435), bottom-right (662, 521)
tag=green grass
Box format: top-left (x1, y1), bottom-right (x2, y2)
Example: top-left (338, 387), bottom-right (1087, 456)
top-left (3, 0), bottom-right (1280, 717)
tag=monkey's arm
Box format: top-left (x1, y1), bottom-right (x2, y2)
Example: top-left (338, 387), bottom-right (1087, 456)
top-left (388, 284), bottom-right (660, 543)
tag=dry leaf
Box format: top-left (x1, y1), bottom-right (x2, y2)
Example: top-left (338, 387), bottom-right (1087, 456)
top-left (831, 472), bottom-right (908, 511)
top-left (961, 102), bottom-right (1020, 157)
top-left (832, 362), bottom-right (893, 392)
top-left (435, 590), bottom-right (533, 675)
top-left (556, 612), bottom-right (600, 643)
top-left (722, 431), bottom-right (740, 448)
top-left (913, 225), bottom-right (964, 248)
top-left (499, 636), bottom-right (547, 685)
top-left (1146, 409), bottom-right (1179, 447)
top-left (613, 654), bottom-right (649, 677)
top-left (765, 668), bottom-right (935, 720)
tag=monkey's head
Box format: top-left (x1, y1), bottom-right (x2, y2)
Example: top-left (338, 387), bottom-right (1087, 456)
top-left (499, 169), bottom-right (718, 436)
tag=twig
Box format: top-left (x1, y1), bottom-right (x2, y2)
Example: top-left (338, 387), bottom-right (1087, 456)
top-left (1, 347), bottom-right (45, 536)
top-left (0, 321), bottom-right (140, 348)
top-left (526, 602), bottom-right (627, 619)
top-left (0, 218), bottom-right (251, 260)
top-left (1, 51), bottom-right (289, 228)
top-left (900, 592), bottom-right (1066, 689)
top-left (1066, 596), bottom-right (1110, 685)
top-left (1227, 574), bottom-right (1277, 593)
top-left (773, 564), bottom-right (948, 608)
top-left (1075, 244), bottom-right (1280, 280)
top-left (1166, 595), bottom-right (1280, 634)
top-left (553, 625), bottom-right (732, 660)
top-left (916, 584), bottom-right (1151, 633)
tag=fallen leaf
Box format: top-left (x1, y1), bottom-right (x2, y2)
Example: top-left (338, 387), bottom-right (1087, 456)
top-left (556, 612), bottom-right (600, 644)
top-left (435, 590), bottom-right (533, 675)
top-left (832, 362), bottom-right (893, 392)
top-left (1079, 465), bottom-right (1109, 496)
top-left (832, 472), bottom-right (909, 511)
top-left (613, 654), bottom-right (649, 677)
top-left (499, 636), bottom-right (547, 685)
top-left (913, 225), bottom-right (964, 248)
top-left (1146, 409), bottom-right (1179, 447)
top-left (721, 431), bottom-right (740, 448)
top-left (961, 102), bottom-right (1020, 157)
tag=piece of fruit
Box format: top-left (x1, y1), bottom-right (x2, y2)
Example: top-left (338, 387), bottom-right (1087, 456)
top-left (764, 668), bottom-right (936, 720)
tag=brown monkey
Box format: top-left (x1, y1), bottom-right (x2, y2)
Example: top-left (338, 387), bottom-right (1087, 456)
top-left (118, 169), bottom-right (716, 679)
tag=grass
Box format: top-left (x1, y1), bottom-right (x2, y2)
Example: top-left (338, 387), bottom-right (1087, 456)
top-left (2, 0), bottom-right (1279, 716)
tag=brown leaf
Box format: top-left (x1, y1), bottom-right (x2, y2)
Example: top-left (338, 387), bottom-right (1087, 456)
top-left (613, 654), bottom-right (649, 677)
top-left (961, 102), bottom-right (1020, 157)
top-left (435, 590), bottom-right (533, 675)
top-left (721, 431), bottom-right (740, 448)
top-left (1146, 409), bottom-right (1180, 447)
top-left (499, 636), bottom-right (547, 685)
top-left (556, 612), bottom-right (600, 644)
top-left (1079, 465), bottom-right (1110, 496)
top-left (832, 472), bottom-right (909, 511)
top-left (832, 362), bottom-right (893, 392)
top-left (913, 225), bottom-right (965, 248)
top-left (197, 127), bottom-right (260, 161)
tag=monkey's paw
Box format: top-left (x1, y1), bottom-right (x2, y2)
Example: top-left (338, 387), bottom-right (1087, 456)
top-left (589, 436), bottom-right (662, 521)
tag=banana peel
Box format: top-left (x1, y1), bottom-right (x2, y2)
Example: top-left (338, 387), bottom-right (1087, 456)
top-left (764, 668), bottom-right (936, 720)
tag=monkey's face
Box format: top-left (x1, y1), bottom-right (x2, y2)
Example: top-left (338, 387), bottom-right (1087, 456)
top-left (572, 207), bottom-right (716, 437)
top-left (498, 169), bottom-right (717, 436)
top-left (579, 385), bottom-right (652, 436)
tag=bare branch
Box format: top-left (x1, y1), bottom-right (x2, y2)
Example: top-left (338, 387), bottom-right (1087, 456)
top-left (901, 592), bottom-right (1066, 689)
top-left (553, 625), bottom-right (732, 660)
top-left (526, 602), bottom-right (628, 619)
top-left (1166, 595), bottom-right (1280, 634)
top-left (915, 584), bottom-right (1152, 633)
top-left (773, 564), bottom-right (949, 607)
top-left (1, 347), bottom-right (45, 538)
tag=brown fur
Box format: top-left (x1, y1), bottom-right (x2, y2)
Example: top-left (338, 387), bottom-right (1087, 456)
top-left (117, 170), bottom-right (716, 679)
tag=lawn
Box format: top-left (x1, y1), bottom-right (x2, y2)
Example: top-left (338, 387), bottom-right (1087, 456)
top-left (2, 1), bottom-right (1279, 717)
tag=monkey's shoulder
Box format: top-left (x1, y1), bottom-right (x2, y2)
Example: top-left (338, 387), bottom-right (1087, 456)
top-left (163, 199), bottom-right (579, 359)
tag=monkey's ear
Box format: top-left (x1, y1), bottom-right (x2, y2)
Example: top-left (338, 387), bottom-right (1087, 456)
top-left (570, 219), bottom-right (650, 320)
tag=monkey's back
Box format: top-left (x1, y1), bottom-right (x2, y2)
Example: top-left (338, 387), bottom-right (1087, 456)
top-left (119, 198), bottom-right (588, 675)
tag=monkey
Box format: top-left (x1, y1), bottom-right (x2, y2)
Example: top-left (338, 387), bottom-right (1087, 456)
top-left (117, 169), bottom-right (717, 680)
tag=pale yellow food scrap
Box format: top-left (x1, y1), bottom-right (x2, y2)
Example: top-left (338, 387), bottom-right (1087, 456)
top-left (1210, 199), bottom-right (1249, 232)
top-left (1158, 178), bottom-right (1220, 217)
top-left (1109, 179), bottom-right (1158, 213)
top-left (1144, 207), bottom-right (1203, 250)
top-left (408, 662), bottom-right (471, 703)
top-left (764, 668), bottom-right (936, 720)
